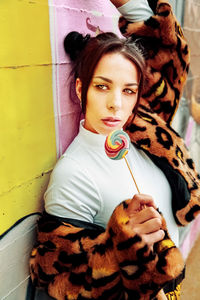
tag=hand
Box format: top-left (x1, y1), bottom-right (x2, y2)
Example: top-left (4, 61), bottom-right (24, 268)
top-left (126, 194), bottom-right (165, 248)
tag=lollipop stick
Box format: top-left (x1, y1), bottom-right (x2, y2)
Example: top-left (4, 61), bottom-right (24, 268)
top-left (124, 156), bottom-right (140, 194)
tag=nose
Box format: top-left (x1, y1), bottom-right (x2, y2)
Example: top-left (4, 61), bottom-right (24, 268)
top-left (107, 89), bottom-right (122, 111)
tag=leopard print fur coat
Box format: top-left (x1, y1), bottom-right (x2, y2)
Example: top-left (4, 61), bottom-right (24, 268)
top-left (30, 1), bottom-right (200, 299)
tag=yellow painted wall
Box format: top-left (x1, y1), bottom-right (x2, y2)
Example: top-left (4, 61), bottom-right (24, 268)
top-left (0, 0), bottom-right (57, 235)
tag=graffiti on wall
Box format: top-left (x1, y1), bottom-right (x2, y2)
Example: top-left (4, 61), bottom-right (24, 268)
top-left (49, 0), bottom-right (121, 157)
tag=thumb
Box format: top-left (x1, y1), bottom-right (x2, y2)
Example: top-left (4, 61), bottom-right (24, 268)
top-left (128, 194), bottom-right (157, 212)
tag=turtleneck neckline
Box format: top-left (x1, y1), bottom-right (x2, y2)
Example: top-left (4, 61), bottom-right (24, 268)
top-left (79, 120), bottom-right (107, 149)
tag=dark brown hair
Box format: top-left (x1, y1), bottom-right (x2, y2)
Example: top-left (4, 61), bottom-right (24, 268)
top-left (64, 31), bottom-right (146, 114)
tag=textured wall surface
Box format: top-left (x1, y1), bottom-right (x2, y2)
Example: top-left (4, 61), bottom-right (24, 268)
top-left (0, 1), bottom-right (120, 298)
top-left (0, 0), bottom-right (56, 236)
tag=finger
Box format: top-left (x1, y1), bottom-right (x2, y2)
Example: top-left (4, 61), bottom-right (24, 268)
top-left (133, 217), bottom-right (162, 235)
top-left (143, 229), bottom-right (165, 246)
top-left (134, 194), bottom-right (157, 209)
top-left (128, 194), bottom-right (157, 212)
top-left (129, 206), bottom-right (162, 225)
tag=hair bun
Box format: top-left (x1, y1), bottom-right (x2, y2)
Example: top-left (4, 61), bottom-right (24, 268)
top-left (64, 31), bottom-right (90, 61)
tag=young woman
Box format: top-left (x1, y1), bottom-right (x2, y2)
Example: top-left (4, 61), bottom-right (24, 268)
top-left (30, 1), bottom-right (199, 299)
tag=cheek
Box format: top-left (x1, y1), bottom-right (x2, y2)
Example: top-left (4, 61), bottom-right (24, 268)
top-left (85, 92), bottom-right (97, 115)
top-left (132, 95), bottom-right (139, 109)
top-left (126, 99), bottom-right (137, 114)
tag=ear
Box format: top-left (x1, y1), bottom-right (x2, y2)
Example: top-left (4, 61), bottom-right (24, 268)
top-left (76, 78), bottom-right (82, 103)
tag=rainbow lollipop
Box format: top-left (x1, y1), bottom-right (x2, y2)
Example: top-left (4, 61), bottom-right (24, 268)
top-left (105, 130), bottom-right (140, 193)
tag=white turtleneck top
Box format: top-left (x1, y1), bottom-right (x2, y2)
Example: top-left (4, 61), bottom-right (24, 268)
top-left (45, 121), bottom-right (179, 246)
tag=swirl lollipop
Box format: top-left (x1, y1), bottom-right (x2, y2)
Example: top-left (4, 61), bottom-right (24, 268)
top-left (105, 129), bottom-right (130, 160)
top-left (105, 130), bottom-right (140, 193)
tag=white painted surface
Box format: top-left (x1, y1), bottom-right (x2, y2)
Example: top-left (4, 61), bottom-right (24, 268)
top-left (0, 214), bottom-right (40, 300)
top-left (3, 280), bottom-right (29, 300)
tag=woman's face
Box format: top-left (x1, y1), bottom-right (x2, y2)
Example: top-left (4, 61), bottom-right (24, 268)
top-left (76, 52), bottom-right (139, 135)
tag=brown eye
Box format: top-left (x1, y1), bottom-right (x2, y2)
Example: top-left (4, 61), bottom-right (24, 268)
top-left (96, 84), bottom-right (108, 90)
top-left (123, 88), bottom-right (136, 94)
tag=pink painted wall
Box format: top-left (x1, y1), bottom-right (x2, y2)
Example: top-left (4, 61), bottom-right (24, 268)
top-left (50, 0), bottom-right (121, 156)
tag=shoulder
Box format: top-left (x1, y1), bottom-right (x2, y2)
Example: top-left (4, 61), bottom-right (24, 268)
top-left (44, 148), bottom-right (102, 221)
top-left (51, 134), bottom-right (86, 179)
top-left (49, 154), bottom-right (90, 188)
top-left (48, 138), bottom-right (100, 193)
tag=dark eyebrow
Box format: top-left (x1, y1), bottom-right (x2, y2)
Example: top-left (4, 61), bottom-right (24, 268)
top-left (93, 76), bottom-right (112, 83)
top-left (125, 83), bottom-right (139, 87)
top-left (93, 76), bottom-right (138, 87)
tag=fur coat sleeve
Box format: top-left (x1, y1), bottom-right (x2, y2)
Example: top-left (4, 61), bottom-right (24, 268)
top-left (121, 0), bottom-right (200, 226)
top-left (30, 201), bottom-right (184, 300)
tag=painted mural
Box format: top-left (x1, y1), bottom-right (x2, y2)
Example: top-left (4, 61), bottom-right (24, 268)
top-left (0, 0), bottom-right (200, 299)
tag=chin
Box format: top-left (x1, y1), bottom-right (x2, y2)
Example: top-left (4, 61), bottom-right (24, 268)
top-left (103, 128), bottom-right (121, 136)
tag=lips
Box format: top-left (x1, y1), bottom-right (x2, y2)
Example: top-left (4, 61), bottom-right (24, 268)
top-left (102, 117), bottom-right (121, 127)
